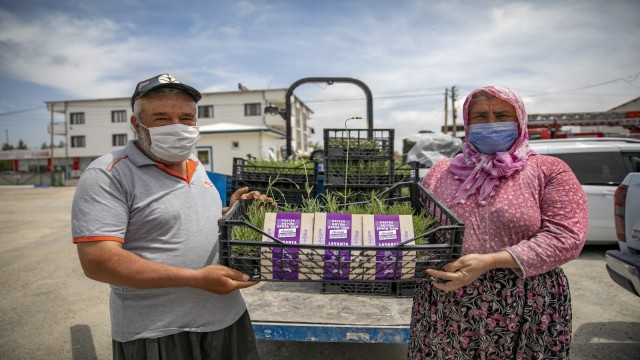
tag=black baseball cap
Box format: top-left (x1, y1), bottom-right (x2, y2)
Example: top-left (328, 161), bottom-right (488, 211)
top-left (131, 73), bottom-right (202, 109)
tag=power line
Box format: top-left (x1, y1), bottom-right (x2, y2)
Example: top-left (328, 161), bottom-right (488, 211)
top-left (524, 72), bottom-right (640, 97)
top-left (304, 92), bottom-right (443, 104)
top-left (0, 106), bottom-right (47, 117)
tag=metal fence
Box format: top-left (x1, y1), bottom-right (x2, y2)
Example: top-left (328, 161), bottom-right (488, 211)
top-left (0, 171), bottom-right (66, 186)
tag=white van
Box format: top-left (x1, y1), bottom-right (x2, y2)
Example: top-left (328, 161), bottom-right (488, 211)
top-left (529, 138), bottom-right (640, 244)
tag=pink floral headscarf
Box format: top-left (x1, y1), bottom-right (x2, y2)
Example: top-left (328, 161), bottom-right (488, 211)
top-left (448, 86), bottom-right (536, 205)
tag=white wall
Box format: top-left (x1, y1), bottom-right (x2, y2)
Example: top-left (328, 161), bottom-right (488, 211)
top-left (198, 89), bottom-right (287, 128)
top-left (197, 131), bottom-right (284, 175)
top-left (64, 98), bottom-right (135, 158)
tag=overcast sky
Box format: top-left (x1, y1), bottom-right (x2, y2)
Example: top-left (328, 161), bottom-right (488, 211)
top-left (0, 0), bottom-right (639, 150)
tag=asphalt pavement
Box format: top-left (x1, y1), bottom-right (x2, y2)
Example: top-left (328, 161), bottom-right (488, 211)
top-left (0, 186), bottom-right (638, 359)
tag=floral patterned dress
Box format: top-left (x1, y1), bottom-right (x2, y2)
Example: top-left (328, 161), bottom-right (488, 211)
top-left (408, 155), bottom-right (588, 359)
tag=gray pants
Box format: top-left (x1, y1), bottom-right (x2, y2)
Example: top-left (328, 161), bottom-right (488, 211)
top-left (112, 310), bottom-right (259, 360)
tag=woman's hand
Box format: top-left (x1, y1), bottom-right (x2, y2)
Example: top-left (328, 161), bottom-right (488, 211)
top-left (426, 253), bottom-right (496, 292)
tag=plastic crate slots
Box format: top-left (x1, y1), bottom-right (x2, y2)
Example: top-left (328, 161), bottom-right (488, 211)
top-left (323, 130), bottom-right (395, 188)
top-left (322, 128), bottom-right (421, 204)
top-left (323, 129), bottom-right (395, 159)
top-left (231, 157), bottom-right (318, 207)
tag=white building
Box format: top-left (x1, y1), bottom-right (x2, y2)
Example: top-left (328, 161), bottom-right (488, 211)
top-left (196, 122), bottom-right (285, 174)
top-left (43, 88), bottom-right (313, 176)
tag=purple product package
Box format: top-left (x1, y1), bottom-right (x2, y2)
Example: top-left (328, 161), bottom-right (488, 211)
top-left (313, 213), bottom-right (363, 280)
top-left (362, 214), bottom-right (415, 280)
top-left (262, 212), bottom-right (314, 280)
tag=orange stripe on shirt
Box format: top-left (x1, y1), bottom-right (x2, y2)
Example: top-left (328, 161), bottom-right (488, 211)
top-left (155, 159), bottom-right (199, 184)
top-left (108, 155), bottom-right (129, 173)
top-left (186, 159), bottom-right (198, 182)
top-left (73, 236), bottom-right (124, 244)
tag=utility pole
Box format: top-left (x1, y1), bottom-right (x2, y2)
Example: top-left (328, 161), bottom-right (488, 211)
top-left (50, 104), bottom-right (55, 185)
top-left (64, 102), bottom-right (69, 181)
top-left (450, 86), bottom-right (458, 137)
top-left (443, 88), bottom-right (449, 134)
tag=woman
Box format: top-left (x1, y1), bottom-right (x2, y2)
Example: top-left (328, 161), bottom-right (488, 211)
top-left (408, 86), bottom-right (588, 359)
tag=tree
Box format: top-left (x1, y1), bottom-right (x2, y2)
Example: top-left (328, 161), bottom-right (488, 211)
top-left (57, 140), bottom-right (65, 148)
top-left (41, 142), bottom-right (48, 150)
top-left (17, 139), bottom-right (27, 150)
top-left (2, 143), bottom-right (14, 151)
top-left (0, 160), bottom-right (12, 171)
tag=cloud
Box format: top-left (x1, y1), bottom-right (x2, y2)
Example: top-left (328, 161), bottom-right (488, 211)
top-left (0, 0), bottom-right (638, 149)
top-left (0, 9), bottom-right (138, 98)
top-left (0, 7), bottom-right (224, 99)
top-left (3, 1), bottom-right (637, 105)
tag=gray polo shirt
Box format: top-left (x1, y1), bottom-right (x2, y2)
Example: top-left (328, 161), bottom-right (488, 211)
top-left (72, 140), bottom-right (246, 342)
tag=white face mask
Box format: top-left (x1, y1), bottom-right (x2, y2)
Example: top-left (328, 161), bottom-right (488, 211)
top-left (138, 122), bottom-right (199, 162)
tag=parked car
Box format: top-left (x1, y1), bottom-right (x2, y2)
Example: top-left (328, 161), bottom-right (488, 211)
top-left (529, 138), bottom-right (640, 244)
top-left (605, 172), bottom-right (640, 296)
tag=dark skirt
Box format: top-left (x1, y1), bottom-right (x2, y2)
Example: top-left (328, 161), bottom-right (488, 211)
top-left (112, 310), bottom-right (258, 360)
top-left (408, 268), bottom-right (572, 360)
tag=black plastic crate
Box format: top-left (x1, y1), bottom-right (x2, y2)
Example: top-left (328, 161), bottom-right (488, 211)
top-left (395, 281), bottom-right (420, 298)
top-left (323, 158), bottom-right (395, 186)
top-left (395, 162), bottom-right (420, 183)
top-left (232, 157), bottom-right (318, 207)
top-left (324, 129), bottom-right (394, 159)
top-left (324, 173), bottom-right (396, 187)
top-left (218, 182), bottom-right (465, 283)
top-left (322, 281), bottom-right (392, 296)
top-left (232, 180), bottom-right (316, 208)
top-left (232, 158), bottom-right (318, 185)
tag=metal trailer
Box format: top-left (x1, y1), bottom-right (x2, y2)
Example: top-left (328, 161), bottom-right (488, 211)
top-left (220, 182), bottom-right (464, 345)
top-left (241, 281), bottom-right (414, 343)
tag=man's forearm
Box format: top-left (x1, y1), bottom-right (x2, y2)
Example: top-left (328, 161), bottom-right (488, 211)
top-left (78, 242), bottom-right (202, 289)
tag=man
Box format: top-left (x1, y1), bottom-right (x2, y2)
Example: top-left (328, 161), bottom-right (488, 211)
top-left (72, 73), bottom-right (263, 359)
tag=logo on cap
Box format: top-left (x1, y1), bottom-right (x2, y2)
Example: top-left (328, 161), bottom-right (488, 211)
top-left (132, 73), bottom-right (202, 110)
top-left (158, 74), bottom-right (180, 84)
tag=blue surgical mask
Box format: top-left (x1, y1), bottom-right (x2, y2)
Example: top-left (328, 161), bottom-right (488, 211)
top-left (468, 122), bottom-right (519, 155)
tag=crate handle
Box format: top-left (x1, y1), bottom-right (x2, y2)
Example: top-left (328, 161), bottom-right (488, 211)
top-left (396, 224), bottom-right (465, 247)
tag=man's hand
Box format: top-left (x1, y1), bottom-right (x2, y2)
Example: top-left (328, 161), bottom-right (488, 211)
top-left (195, 265), bottom-right (258, 295)
top-left (223, 187), bottom-right (275, 214)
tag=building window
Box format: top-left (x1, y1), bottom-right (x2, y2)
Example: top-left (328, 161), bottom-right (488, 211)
top-left (112, 134), bottom-right (127, 146)
top-left (197, 150), bottom-right (210, 165)
top-left (70, 112), bottom-right (85, 125)
top-left (244, 103), bottom-right (261, 116)
top-left (198, 105), bottom-right (214, 118)
top-left (71, 136), bottom-right (86, 148)
top-left (111, 110), bottom-right (127, 123)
